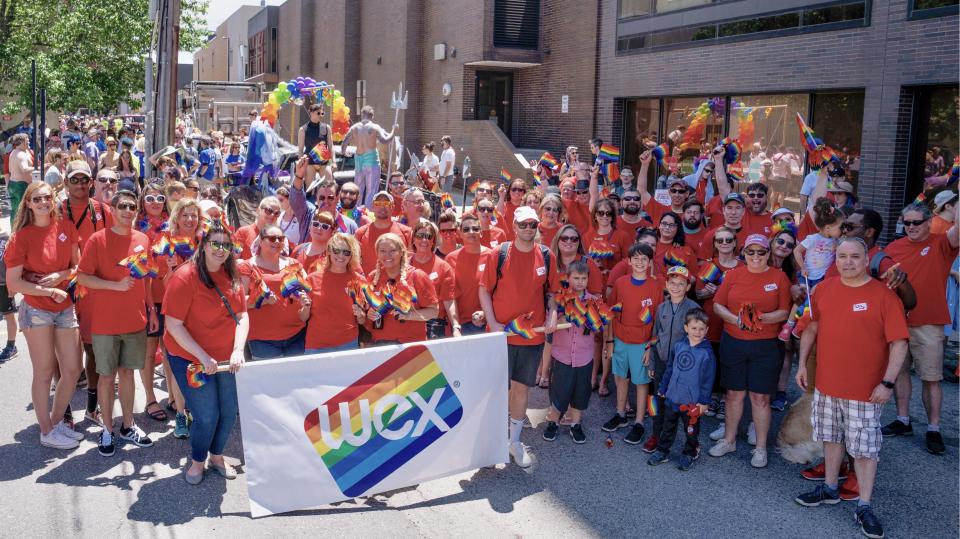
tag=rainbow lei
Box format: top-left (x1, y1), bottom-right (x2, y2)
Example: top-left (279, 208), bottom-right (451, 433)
top-left (137, 217), bottom-right (168, 235)
top-left (118, 252), bottom-right (159, 279)
top-left (651, 143), bottom-right (670, 168)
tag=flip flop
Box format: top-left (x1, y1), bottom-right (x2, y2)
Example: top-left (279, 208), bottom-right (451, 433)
top-left (598, 384), bottom-right (610, 398)
top-left (145, 401), bottom-right (169, 422)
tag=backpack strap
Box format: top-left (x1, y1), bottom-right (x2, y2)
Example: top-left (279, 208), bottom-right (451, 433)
top-left (869, 250), bottom-right (890, 280)
top-left (491, 241), bottom-right (511, 297)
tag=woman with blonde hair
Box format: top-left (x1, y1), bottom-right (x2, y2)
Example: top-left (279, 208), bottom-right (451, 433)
top-left (4, 182), bottom-right (83, 449)
top-left (365, 233), bottom-right (439, 346)
top-left (305, 233), bottom-right (366, 353)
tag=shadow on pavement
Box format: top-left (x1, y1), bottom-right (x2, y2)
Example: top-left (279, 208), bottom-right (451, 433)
top-left (0, 425), bottom-right (69, 481)
top-left (128, 471), bottom-right (229, 525)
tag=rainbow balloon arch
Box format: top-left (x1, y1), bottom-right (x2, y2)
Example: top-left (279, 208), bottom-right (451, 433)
top-left (259, 77), bottom-right (351, 143)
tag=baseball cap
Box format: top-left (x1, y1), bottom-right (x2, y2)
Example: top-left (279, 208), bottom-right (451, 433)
top-left (828, 181), bottom-right (855, 195)
top-left (105, 136), bottom-right (117, 144)
top-left (723, 193), bottom-right (746, 206)
top-left (666, 265), bottom-right (691, 281)
top-left (666, 177), bottom-right (687, 189)
top-left (934, 190), bottom-right (958, 211)
top-left (514, 206), bottom-right (540, 223)
top-left (771, 207), bottom-right (794, 221)
top-left (198, 199), bottom-right (220, 215)
top-left (743, 234), bottom-right (770, 249)
top-left (96, 168), bottom-right (118, 181)
top-left (372, 190), bottom-right (393, 203)
top-left (65, 160), bottom-right (92, 179)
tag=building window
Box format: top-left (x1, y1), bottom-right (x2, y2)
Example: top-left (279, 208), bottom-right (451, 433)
top-left (622, 98), bottom-right (660, 189)
top-left (803, 2), bottom-right (867, 26)
top-left (811, 92), bottom-right (865, 187)
top-left (619, 0), bottom-right (713, 19)
top-left (661, 97), bottom-right (725, 179)
top-left (493, 0), bottom-right (540, 49)
top-left (908, 85), bottom-right (958, 202)
top-left (908, 0), bottom-right (959, 18)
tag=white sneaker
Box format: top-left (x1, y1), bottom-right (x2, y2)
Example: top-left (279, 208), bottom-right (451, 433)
top-left (40, 429), bottom-right (79, 450)
top-left (708, 438), bottom-right (737, 457)
top-left (509, 442), bottom-right (533, 468)
top-left (751, 447), bottom-right (768, 468)
top-left (747, 422), bottom-right (757, 446)
top-left (55, 420), bottom-right (84, 441)
top-left (709, 423), bottom-right (726, 441)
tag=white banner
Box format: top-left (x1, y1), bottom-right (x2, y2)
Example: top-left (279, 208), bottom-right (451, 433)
top-left (235, 333), bottom-right (509, 517)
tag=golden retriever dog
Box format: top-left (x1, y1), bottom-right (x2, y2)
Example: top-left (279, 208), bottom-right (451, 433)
top-left (776, 391), bottom-right (822, 464)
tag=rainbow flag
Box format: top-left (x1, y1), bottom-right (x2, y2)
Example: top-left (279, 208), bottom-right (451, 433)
top-left (598, 144), bottom-right (620, 162)
top-left (587, 243), bottom-right (616, 262)
top-left (65, 273), bottom-right (87, 302)
top-left (467, 180), bottom-right (481, 194)
top-left (564, 307), bottom-right (587, 328)
top-left (584, 302), bottom-right (604, 333)
top-left (795, 113), bottom-right (822, 153)
top-left (309, 141), bottom-right (332, 163)
top-left (347, 279), bottom-right (369, 310)
top-left (440, 193), bottom-right (455, 210)
top-left (539, 152), bottom-right (559, 170)
top-left (170, 236), bottom-right (196, 258)
top-left (253, 279), bottom-right (274, 309)
top-left (647, 395), bottom-right (659, 417)
top-left (532, 171), bottom-right (542, 187)
top-left (596, 301), bottom-right (620, 325)
top-left (499, 169), bottom-right (512, 184)
top-left (651, 143), bottom-right (670, 167)
top-left (639, 306), bottom-right (653, 325)
top-left (664, 250), bottom-right (687, 268)
top-left (301, 344), bottom-right (464, 498)
top-left (280, 263), bottom-right (312, 298)
top-left (913, 192), bottom-right (927, 205)
top-left (699, 263), bottom-right (723, 284)
top-left (602, 161), bottom-right (620, 182)
top-left (361, 283), bottom-right (391, 315)
top-left (185, 363), bottom-right (209, 389)
top-left (504, 312), bottom-right (536, 339)
top-left (723, 139), bottom-right (742, 166)
top-left (118, 252), bottom-right (158, 279)
top-left (385, 282), bottom-right (417, 315)
top-left (232, 241), bottom-right (244, 255)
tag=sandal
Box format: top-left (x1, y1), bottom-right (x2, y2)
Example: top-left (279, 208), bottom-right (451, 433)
top-left (145, 401), bottom-right (169, 422)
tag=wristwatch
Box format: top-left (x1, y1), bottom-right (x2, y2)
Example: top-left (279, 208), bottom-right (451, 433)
top-left (881, 380), bottom-right (895, 389)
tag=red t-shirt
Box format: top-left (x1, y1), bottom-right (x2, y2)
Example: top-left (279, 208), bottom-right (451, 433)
top-left (699, 225), bottom-right (748, 260)
top-left (240, 259), bottom-right (307, 341)
top-left (695, 259), bottom-right (741, 342)
top-left (713, 265), bottom-right (792, 340)
top-left (365, 268), bottom-right (439, 343)
top-left (653, 242), bottom-right (698, 278)
top-left (743, 210), bottom-right (773, 238)
top-left (684, 227), bottom-right (707, 256)
top-left (797, 213), bottom-right (817, 243)
top-left (563, 199), bottom-right (591, 234)
top-left (4, 220), bottom-right (78, 312)
top-left (480, 226), bottom-right (507, 249)
top-left (497, 202), bottom-right (520, 241)
top-left (616, 215), bottom-right (652, 241)
top-left (812, 277), bottom-right (909, 401)
top-left (61, 199), bottom-right (113, 251)
top-left (644, 200), bottom-right (682, 227)
top-left (884, 233), bottom-right (958, 327)
top-left (355, 221), bottom-right (413, 274)
top-left (608, 275), bottom-right (663, 344)
top-left (584, 227), bottom-right (632, 274)
top-left (77, 228), bottom-right (151, 335)
top-left (480, 243), bottom-right (560, 346)
top-left (233, 224), bottom-right (259, 260)
top-left (704, 197), bottom-right (724, 228)
top-left (293, 242), bottom-right (326, 274)
top-left (558, 256), bottom-right (605, 296)
top-left (538, 223), bottom-right (561, 248)
top-left (162, 263), bottom-right (247, 363)
top-left (410, 254), bottom-right (455, 304)
top-left (305, 269), bottom-right (363, 348)
top-left (446, 247), bottom-right (492, 325)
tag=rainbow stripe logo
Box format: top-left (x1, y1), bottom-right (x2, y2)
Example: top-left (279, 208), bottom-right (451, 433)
top-left (639, 307), bottom-right (653, 325)
top-left (302, 345), bottom-right (463, 498)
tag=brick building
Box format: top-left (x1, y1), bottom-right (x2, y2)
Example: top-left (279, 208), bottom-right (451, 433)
top-left (193, 5), bottom-right (262, 82)
top-left (595, 0), bottom-right (959, 240)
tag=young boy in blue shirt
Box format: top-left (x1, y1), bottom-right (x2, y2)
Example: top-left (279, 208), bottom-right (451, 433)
top-left (648, 307), bottom-right (716, 471)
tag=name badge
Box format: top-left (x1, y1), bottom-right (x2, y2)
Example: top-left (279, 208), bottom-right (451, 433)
top-left (763, 283), bottom-right (778, 292)
top-left (921, 246), bottom-right (930, 256)
top-left (535, 266), bottom-right (546, 276)
top-left (491, 240), bottom-right (499, 248)
top-left (641, 298), bottom-right (653, 307)
top-left (58, 233), bottom-right (68, 242)
top-left (429, 272), bottom-right (438, 280)
top-left (133, 245), bottom-right (145, 253)
top-left (853, 302), bottom-right (868, 312)
top-left (478, 263), bottom-right (486, 271)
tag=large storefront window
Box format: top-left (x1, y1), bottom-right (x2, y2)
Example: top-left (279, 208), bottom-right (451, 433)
top-left (812, 92), bottom-right (865, 186)
top-left (662, 96), bottom-right (724, 178)
top-left (622, 98), bottom-right (660, 190)
top-left (908, 85), bottom-right (959, 202)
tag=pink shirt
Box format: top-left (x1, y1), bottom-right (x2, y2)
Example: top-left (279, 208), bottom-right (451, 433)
top-left (550, 292), bottom-right (598, 368)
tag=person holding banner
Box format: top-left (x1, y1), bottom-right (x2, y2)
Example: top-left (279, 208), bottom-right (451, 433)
top-left (305, 233), bottom-right (365, 353)
top-left (445, 214), bottom-right (491, 337)
top-left (365, 233), bottom-right (439, 345)
top-left (480, 206), bottom-right (560, 468)
top-left (410, 221), bottom-right (458, 339)
top-left (164, 220), bottom-right (248, 485)
top-left (240, 225), bottom-right (310, 360)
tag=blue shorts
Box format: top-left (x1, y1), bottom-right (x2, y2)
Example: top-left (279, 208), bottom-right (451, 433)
top-left (305, 340), bottom-right (359, 355)
top-left (612, 338), bottom-right (652, 385)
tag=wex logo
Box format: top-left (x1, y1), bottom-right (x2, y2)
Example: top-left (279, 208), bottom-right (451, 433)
top-left (303, 344), bottom-right (463, 497)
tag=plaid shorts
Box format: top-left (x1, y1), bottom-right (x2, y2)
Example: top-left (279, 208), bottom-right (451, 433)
top-left (811, 390), bottom-right (883, 460)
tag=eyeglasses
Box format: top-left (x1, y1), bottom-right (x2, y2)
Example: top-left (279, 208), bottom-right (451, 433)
top-left (319, 194), bottom-right (337, 202)
top-left (373, 199), bottom-right (392, 208)
top-left (516, 221), bottom-right (538, 230)
top-left (558, 235), bottom-right (579, 243)
top-left (31, 194), bottom-right (53, 203)
top-left (97, 177), bottom-right (119, 184)
top-left (262, 208), bottom-right (281, 217)
top-left (476, 188), bottom-right (492, 194)
top-left (209, 240), bottom-right (233, 252)
top-left (144, 195), bottom-right (166, 204)
top-left (461, 225), bottom-right (481, 233)
top-left (510, 187), bottom-right (526, 193)
top-left (775, 237), bottom-right (796, 248)
top-left (622, 196), bottom-right (641, 202)
top-left (747, 193), bottom-right (765, 199)
top-left (659, 221), bottom-right (678, 229)
top-left (311, 221), bottom-right (332, 230)
top-left (669, 189), bottom-right (687, 194)
top-left (903, 218), bottom-right (928, 227)
top-left (414, 232), bottom-right (434, 240)
top-left (714, 237), bottom-right (735, 244)
top-left (68, 176), bottom-right (91, 185)
top-left (115, 202), bottom-right (138, 212)
top-left (542, 206), bottom-right (560, 213)
top-left (440, 228), bottom-right (457, 234)
top-left (477, 207), bottom-right (494, 213)
top-left (329, 247), bottom-right (351, 257)
top-left (261, 235), bottom-right (284, 244)
top-left (744, 249), bottom-right (769, 257)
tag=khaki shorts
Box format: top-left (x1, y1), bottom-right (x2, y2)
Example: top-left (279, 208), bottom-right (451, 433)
top-left (92, 331), bottom-right (147, 375)
top-left (903, 325), bottom-right (944, 382)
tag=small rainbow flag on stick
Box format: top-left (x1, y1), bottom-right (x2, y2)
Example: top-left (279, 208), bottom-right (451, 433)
top-left (539, 152), bottom-right (559, 170)
top-left (186, 363), bottom-right (209, 388)
top-left (499, 169), bottom-right (512, 183)
top-left (170, 236), bottom-right (196, 258)
top-left (598, 144), bottom-right (620, 162)
top-left (279, 263), bottom-right (312, 298)
top-left (468, 180), bottom-right (481, 194)
top-left (699, 263), bottom-right (723, 284)
top-left (913, 192), bottom-right (927, 205)
top-left (504, 312), bottom-right (537, 339)
top-left (532, 171), bottom-right (542, 187)
top-left (639, 307), bottom-right (653, 325)
top-left (151, 236), bottom-right (172, 257)
top-left (664, 250), bottom-right (687, 268)
top-left (253, 278), bottom-right (274, 309)
top-left (647, 395), bottom-right (659, 417)
top-left (309, 141), bottom-right (332, 163)
top-left (65, 272), bottom-right (87, 302)
top-left (118, 252), bottom-right (159, 279)
top-left (361, 283), bottom-right (391, 315)
top-left (650, 143), bottom-right (670, 168)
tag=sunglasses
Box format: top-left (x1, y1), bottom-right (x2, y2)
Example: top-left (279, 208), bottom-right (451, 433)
top-left (477, 207), bottom-right (494, 213)
top-left (516, 221), bottom-right (538, 230)
top-left (903, 218), bottom-right (928, 227)
top-left (476, 188), bottom-right (492, 194)
top-left (622, 196), bottom-right (641, 202)
top-left (744, 249), bottom-right (769, 256)
top-left (596, 210), bottom-right (614, 217)
top-left (341, 190), bottom-right (359, 196)
top-left (414, 232), bottom-right (434, 240)
top-left (209, 240), bottom-right (233, 252)
top-left (840, 222), bottom-right (857, 231)
top-left (373, 199), bottom-right (392, 208)
top-left (510, 187), bottom-right (526, 193)
top-left (542, 206), bottom-right (560, 213)
top-left (68, 176), bottom-right (92, 185)
top-left (558, 235), bottom-right (579, 243)
top-left (262, 208), bottom-right (281, 217)
top-left (311, 221), bottom-right (333, 230)
top-left (669, 189), bottom-right (687, 194)
top-left (714, 237), bottom-right (735, 244)
top-left (440, 228), bottom-right (457, 234)
top-left (97, 177), bottom-right (119, 184)
top-left (261, 235), bottom-right (284, 244)
top-left (144, 194), bottom-right (166, 204)
top-left (31, 194), bottom-right (54, 203)
top-left (461, 225), bottom-right (481, 233)
top-left (115, 202), bottom-right (138, 212)
top-left (703, 168), bottom-right (715, 174)
top-left (329, 247), bottom-right (351, 257)
top-left (574, 190), bottom-right (589, 195)
top-left (389, 182), bottom-right (406, 187)
top-left (747, 193), bottom-right (765, 199)
top-left (775, 238), bottom-right (796, 248)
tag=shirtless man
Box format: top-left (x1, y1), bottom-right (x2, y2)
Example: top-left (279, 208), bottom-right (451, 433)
top-left (341, 105), bottom-right (398, 207)
top-left (7, 133), bottom-right (34, 223)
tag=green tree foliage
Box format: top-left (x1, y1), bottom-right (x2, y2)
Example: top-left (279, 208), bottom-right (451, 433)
top-left (0, 0), bottom-right (209, 114)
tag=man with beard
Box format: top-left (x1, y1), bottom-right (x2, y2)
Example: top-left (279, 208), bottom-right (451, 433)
top-left (94, 169), bottom-right (119, 206)
top-left (682, 199), bottom-right (707, 254)
top-left (742, 183), bottom-right (773, 237)
top-left (617, 189), bottom-right (653, 240)
top-left (636, 151), bottom-right (689, 225)
top-left (337, 181), bottom-right (371, 227)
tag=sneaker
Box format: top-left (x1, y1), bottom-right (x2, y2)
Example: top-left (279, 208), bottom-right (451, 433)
top-left (642, 434), bottom-right (660, 453)
top-left (801, 461), bottom-right (849, 481)
top-left (509, 442), bottom-right (533, 468)
top-left (542, 421), bottom-right (559, 441)
top-left (601, 413), bottom-right (629, 432)
top-left (40, 429), bottom-right (79, 450)
top-left (748, 422), bottom-right (757, 446)
top-left (677, 450), bottom-right (699, 471)
top-left (750, 447), bottom-right (768, 468)
top-left (880, 419), bottom-right (912, 437)
top-left (647, 449), bottom-right (669, 466)
top-left (926, 431), bottom-right (946, 455)
top-left (778, 322), bottom-right (793, 342)
top-left (624, 423), bottom-right (645, 445)
top-left (795, 484), bottom-right (841, 507)
top-left (839, 473), bottom-right (860, 501)
top-left (856, 506), bottom-right (885, 539)
top-left (771, 391), bottom-right (788, 412)
top-left (709, 423), bottom-right (726, 441)
top-left (570, 423), bottom-right (586, 444)
top-left (173, 412), bottom-right (190, 439)
top-left (705, 397), bottom-right (719, 417)
top-left (0, 344), bottom-right (18, 363)
top-left (119, 423), bottom-right (154, 448)
top-left (709, 439), bottom-right (736, 457)
top-left (716, 400), bottom-right (726, 420)
top-left (98, 429), bottom-right (116, 456)
top-left (55, 420), bottom-right (84, 441)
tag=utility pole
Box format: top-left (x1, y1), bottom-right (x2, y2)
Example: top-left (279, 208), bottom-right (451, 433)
top-left (144, 0), bottom-right (157, 174)
top-left (151, 0), bottom-right (180, 172)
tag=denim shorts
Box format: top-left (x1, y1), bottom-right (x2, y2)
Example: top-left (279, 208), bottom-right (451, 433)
top-left (305, 340), bottom-right (359, 355)
top-left (18, 301), bottom-right (78, 330)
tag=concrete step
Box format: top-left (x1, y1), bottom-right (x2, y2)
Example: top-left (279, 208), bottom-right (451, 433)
top-left (515, 148), bottom-right (550, 164)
